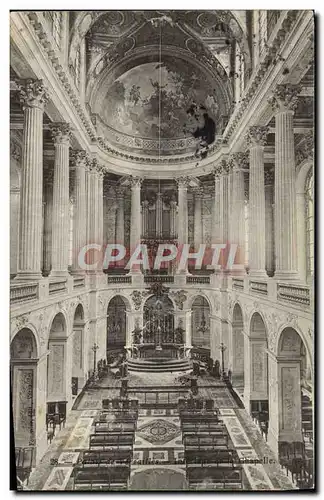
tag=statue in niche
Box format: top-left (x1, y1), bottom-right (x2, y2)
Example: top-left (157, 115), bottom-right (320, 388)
top-left (132, 320), bottom-right (142, 344)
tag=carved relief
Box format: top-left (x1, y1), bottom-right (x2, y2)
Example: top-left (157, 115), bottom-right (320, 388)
top-left (131, 290), bottom-right (143, 311)
top-left (171, 290), bottom-right (187, 310)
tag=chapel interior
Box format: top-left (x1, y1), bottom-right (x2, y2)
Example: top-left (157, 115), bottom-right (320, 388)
top-left (10, 10), bottom-right (314, 491)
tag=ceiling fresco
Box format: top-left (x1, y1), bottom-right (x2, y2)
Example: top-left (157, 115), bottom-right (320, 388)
top-left (100, 58), bottom-right (220, 139)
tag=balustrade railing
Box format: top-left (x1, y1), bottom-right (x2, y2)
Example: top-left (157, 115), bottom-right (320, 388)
top-left (48, 279), bottom-right (67, 295)
top-left (144, 275), bottom-right (174, 284)
top-left (250, 280), bottom-right (268, 295)
top-left (10, 282), bottom-right (38, 304)
top-left (73, 276), bottom-right (85, 289)
top-left (277, 283), bottom-right (311, 306)
top-left (232, 278), bottom-right (244, 290)
top-left (186, 276), bottom-right (210, 285)
top-left (107, 275), bottom-right (132, 285)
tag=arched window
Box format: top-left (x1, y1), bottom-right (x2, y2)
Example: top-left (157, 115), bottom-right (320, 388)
top-left (305, 169), bottom-right (314, 278)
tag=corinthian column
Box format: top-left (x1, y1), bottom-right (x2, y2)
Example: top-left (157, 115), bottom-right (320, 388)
top-left (86, 159), bottom-right (104, 273)
top-left (212, 164), bottom-right (222, 245)
top-left (193, 187), bottom-right (203, 250)
top-left (229, 152), bottom-right (248, 270)
top-left (115, 186), bottom-right (125, 245)
top-left (49, 122), bottom-right (72, 278)
top-left (246, 126), bottom-right (268, 278)
top-left (269, 84), bottom-right (300, 280)
top-left (16, 79), bottom-right (48, 280)
top-left (70, 150), bottom-right (88, 274)
top-left (129, 176), bottom-right (142, 273)
top-left (265, 169), bottom-right (275, 276)
top-left (97, 165), bottom-right (104, 255)
top-left (170, 200), bottom-right (177, 239)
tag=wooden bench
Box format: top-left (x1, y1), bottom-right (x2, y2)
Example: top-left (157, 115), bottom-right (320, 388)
top-left (74, 465), bottom-right (130, 488)
top-left (185, 449), bottom-right (239, 465)
top-left (102, 399), bottom-right (139, 411)
top-left (187, 465), bottom-right (242, 485)
top-left (182, 423), bottom-right (226, 433)
top-left (180, 412), bottom-right (221, 423)
top-left (89, 434), bottom-right (134, 449)
top-left (184, 435), bottom-right (229, 449)
top-left (80, 450), bottom-right (133, 466)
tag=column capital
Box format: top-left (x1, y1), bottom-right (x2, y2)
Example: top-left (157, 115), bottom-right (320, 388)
top-left (246, 126), bottom-right (269, 148)
top-left (264, 168), bottom-right (274, 186)
top-left (213, 163), bottom-right (223, 178)
top-left (268, 83), bottom-right (301, 113)
top-left (175, 176), bottom-right (191, 188)
top-left (228, 152), bottom-right (249, 171)
top-left (115, 184), bottom-right (126, 198)
top-left (70, 149), bottom-right (89, 169)
top-left (89, 158), bottom-right (105, 177)
top-left (50, 122), bottom-right (72, 145)
top-left (193, 186), bottom-right (204, 197)
top-left (18, 78), bottom-right (49, 110)
top-left (129, 176), bottom-right (143, 188)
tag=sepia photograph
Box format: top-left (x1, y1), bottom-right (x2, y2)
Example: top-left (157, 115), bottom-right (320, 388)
top-left (9, 9), bottom-right (315, 491)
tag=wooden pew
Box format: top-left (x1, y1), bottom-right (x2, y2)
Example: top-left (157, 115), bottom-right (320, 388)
top-left (184, 435), bottom-right (229, 449)
top-left (89, 434), bottom-right (134, 449)
top-left (74, 464), bottom-right (130, 489)
top-left (185, 449), bottom-right (239, 466)
top-left (80, 450), bottom-right (132, 466)
top-left (187, 465), bottom-right (242, 488)
top-left (182, 423), bottom-right (226, 433)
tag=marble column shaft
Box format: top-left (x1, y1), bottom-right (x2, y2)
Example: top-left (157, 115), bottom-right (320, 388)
top-left (213, 166), bottom-right (222, 243)
top-left (115, 187), bottom-right (125, 245)
top-left (229, 153), bottom-right (248, 267)
top-left (193, 187), bottom-right (203, 249)
top-left (17, 79), bottom-right (48, 280)
top-left (130, 177), bottom-right (142, 251)
top-left (71, 150), bottom-right (88, 273)
top-left (176, 177), bottom-right (189, 245)
top-left (265, 170), bottom-right (275, 276)
top-left (170, 201), bottom-right (177, 238)
top-left (270, 84), bottom-right (300, 279)
top-left (155, 192), bottom-right (163, 238)
top-left (246, 126), bottom-right (268, 277)
top-left (50, 123), bottom-right (72, 277)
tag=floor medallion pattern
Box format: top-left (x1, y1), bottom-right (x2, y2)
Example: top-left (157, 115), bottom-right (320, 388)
top-left (137, 418), bottom-right (181, 445)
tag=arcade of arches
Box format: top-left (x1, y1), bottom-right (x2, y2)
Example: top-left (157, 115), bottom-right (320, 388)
top-left (10, 10), bottom-right (314, 491)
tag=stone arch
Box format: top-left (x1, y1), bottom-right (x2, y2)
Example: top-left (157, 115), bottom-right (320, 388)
top-left (71, 304), bottom-right (86, 395)
top-left (275, 323), bottom-right (313, 379)
top-left (247, 312), bottom-right (269, 406)
top-left (191, 295), bottom-right (211, 353)
top-left (47, 308), bottom-right (69, 340)
top-left (107, 292), bottom-right (132, 312)
top-left (47, 312), bottom-right (68, 405)
top-left (11, 321), bottom-right (40, 357)
top-left (10, 328), bottom-right (38, 452)
top-left (187, 292), bottom-right (213, 313)
top-left (107, 295), bottom-right (128, 352)
top-left (269, 327), bottom-right (312, 456)
top-left (231, 303), bottom-right (244, 391)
